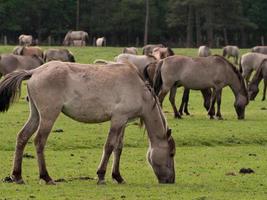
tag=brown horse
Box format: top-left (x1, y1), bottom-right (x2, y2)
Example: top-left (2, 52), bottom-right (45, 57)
top-left (0, 61), bottom-right (175, 185)
top-left (248, 59), bottom-right (267, 101)
top-left (144, 62), bottom-right (212, 118)
top-left (13, 46), bottom-right (43, 58)
top-left (153, 55), bottom-right (248, 119)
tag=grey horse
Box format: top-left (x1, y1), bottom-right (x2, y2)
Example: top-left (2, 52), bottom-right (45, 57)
top-left (198, 46), bottom-right (212, 57)
top-left (122, 47), bottom-right (138, 55)
top-left (0, 54), bottom-right (44, 78)
top-left (222, 45), bottom-right (239, 64)
top-left (43, 49), bottom-right (75, 62)
top-left (251, 46), bottom-right (267, 54)
top-left (18, 34), bottom-right (33, 46)
top-left (0, 61), bottom-right (175, 185)
top-left (13, 46), bottom-right (43, 58)
top-left (63, 31), bottom-right (89, 46)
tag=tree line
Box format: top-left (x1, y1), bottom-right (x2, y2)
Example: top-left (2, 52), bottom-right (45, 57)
top-left (0, 0), bottom-right (266, 47)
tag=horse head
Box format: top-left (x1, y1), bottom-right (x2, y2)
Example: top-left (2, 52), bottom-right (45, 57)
top-left (147, 128), bottom-right (175, 183)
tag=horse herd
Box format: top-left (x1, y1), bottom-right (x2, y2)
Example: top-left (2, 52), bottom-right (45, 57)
top-left (0, 43), bottom-right (267, 185)
top-left (18, 31), bottom-right (106, 47)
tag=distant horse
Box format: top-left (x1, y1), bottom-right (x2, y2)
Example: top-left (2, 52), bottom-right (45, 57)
top-left (63, 31), bottom-right (88, 46)
top-left (152, 47), bottom-right (174, 60)
top-left (251, 46), bottom-right (267, 55)
top-left (239, 52), bottom-right (267, 85)
top-left (153, 55), bottom-right (248, 119)
top-left (0, 61), bottom-right (175, 184)
top-left (144, 62), bottom-right (212, 118)
top-left (248, 59), bottom-right (267, 101)
top-left (122, 47), bottom-right (138, 55)
top-left (13, 46), bottom-right (43, 58)
top-left (73, 40), bottom-right (86, 47)
top-left (198, 46), bottom-right (211, 57)
top-left (18, 34), bottom-right (33, 46)
top-left (143, 44), bottom-right (165, 55)
top-left (115, 53), bottom-right (157, 75)
top-left (0, 54), bottom-right (44, 78)
top-left (43, 49), bottom-right (75, 62)
top-left (96, 37), bottom-right (106, 47)
top-left (222, 45), bottom-right (239, 64)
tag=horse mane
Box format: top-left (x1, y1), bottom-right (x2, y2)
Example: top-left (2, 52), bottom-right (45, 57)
top-left (167, 47), bottom-right (175, 56)
top-left (213, 55), bottom-right (248, 98)
top-left (250, 58), bottom-right (267, 84)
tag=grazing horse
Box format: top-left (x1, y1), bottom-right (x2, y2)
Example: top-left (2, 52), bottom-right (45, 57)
top-left (198, 46), bottom-right (211, 57)
top-left (43, 49), bottom-right (75, 62)
top-left (239, 52), bottom-right (267, 85)
top-left (18, 35), bottom-right (33, 46)
top-left (144, 62), bottom-right (212, 118)
top-left (115, 54), bottom-right (157, 75)
top-left (143, 44), bottom-right (165, 55)
top-left (0, 54), bottom-right (44, 78)
top-left (122, 47), bottom-right (138, 55)
top-left (251, 46), bottom-right (267, 55)
top-left (152, 47), bottom-right (175, 60)
top-left (13, 46), bottom-right (43, 58)
top-left (96, 37), bottom-right (106, 47)
top-left (0, 61), bottom-right (175, 184)
top-left (153, 55), bottom-right (249, 120)
top-left (222, 45), bottom-right (239, 64)
top-left (63, 31), bottom-right (88, 46)
top-left (248, 59), bottom-right (267, 101)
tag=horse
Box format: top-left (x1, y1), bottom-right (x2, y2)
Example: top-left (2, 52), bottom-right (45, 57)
top-left (251, 46), bottom-right (267, 55)
top-left (239, 52), bottom-right (267, 85)
top-left (153, 55), bottom-right (249, 120)
top-left (43, 49), bottom-right (75, 62)
top-left (142, 44), bottom-right (165, 55)
top-left (13, 46), bottom-right (43, 58)
top-left (0, 61), bottom-right (175, 185)
top-left (248, 59), bottom-right (267, 101)
top-left (18, 34), bottom-right (33, 46)
top-left (144, 62), bottom-right (212, 118)
top-left (96, 37), bottom-right (106, 47)
top-left (73, 40), bottom-right (86, 47)
top-left (115, 53), bottom-right (157, 76)
top-left (63, 31), bottom-right (88, 46)
top-left (0, 54), bottom-right (44, 78)
top-left (122, 47), bottom-right (138, 55)
top-left (152, 47), bottom-right (175, 60)
top-left (222, 45), bottom-right (239, 64)
top-left (198, 46), bottom-right (211, 57)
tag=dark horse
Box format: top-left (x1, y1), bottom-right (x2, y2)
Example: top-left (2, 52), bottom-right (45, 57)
top-left (153, 55), bottom-right (248, 119)
top-left (0, 61), bottom-right (175, 185)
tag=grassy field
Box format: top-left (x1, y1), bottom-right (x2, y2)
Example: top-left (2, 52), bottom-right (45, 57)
top-left (0, 46), bottom-right (267, 200)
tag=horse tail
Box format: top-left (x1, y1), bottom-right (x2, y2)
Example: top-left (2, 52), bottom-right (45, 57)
top-left (0, 70), bottom-right (33, 112)
top-left (239, 57), bottom-right (243, 73)
top-left (153, 60), bottom-right (164, 95)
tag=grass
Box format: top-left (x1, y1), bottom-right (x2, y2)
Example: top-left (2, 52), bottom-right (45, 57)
top-left (0, 46), bottom-right (267, 199)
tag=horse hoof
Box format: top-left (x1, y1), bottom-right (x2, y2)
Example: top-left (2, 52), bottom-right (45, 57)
top-left (46, 180), bottom-right (56, 185)
top-left (185, 112), bottom-right (190, 116)
top-left (217, 116), bottom-right (223, 120)
top-left (209, 116), bottom-right (214, 120)
top-left (97, 180), bottom-right (106, 185)
top-left (174, 114), bottom-right (182, 119)
top-left (3, 176), bottom-right (25, 184)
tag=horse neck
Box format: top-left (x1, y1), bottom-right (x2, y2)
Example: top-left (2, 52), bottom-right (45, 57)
top-left (142, 100), bottom-right (167, 147)
top-left (228, 71), bottom-right (246, 98)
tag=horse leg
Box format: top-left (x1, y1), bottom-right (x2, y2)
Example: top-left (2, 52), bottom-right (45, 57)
top-left (201, 88), bottom-right (212, 111)
top-left (235, 56), bottom-right (238, 65)
top-left (262, 79), bottom-right (267, 101)
top-left (215, 89), bottom-right (223, 120)
top-left (169, 85), bottom-right (181, 118)
top-left (158, 86), bottom-right (170, 107)
top-left (208, 89), bottom-right (216, 119)
top-left (112, 126), bottom-right (126, 184)
top-left (10, 101), bottom-right (39, 184)
top-left (97, 119), bottom-right (125, 184)
top-left (179, 88), bottom-right (190, 115)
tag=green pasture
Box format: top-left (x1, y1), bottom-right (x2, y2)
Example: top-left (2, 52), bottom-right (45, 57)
top-left (0, 46), bottom-right (267, 200)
